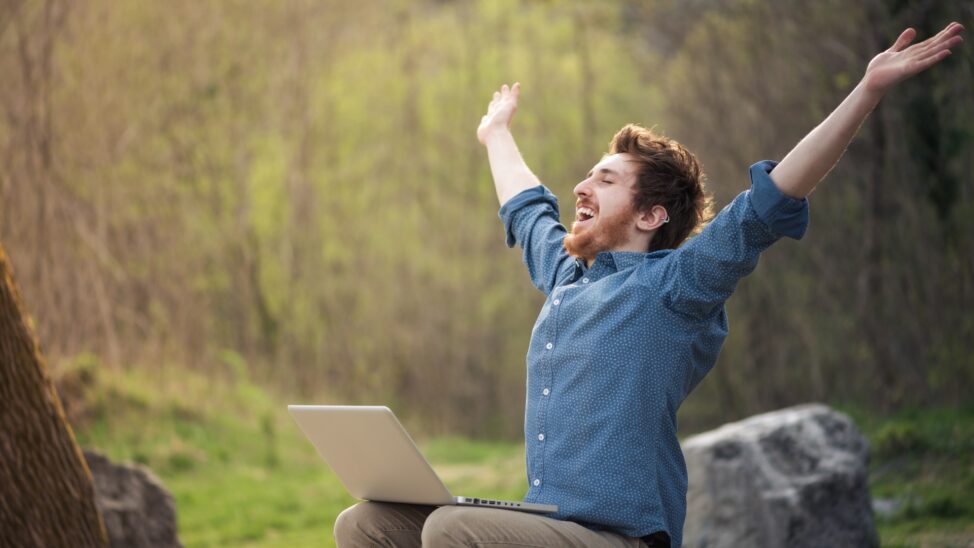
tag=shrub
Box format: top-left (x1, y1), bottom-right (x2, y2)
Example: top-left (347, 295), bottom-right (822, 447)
top-left (873, 421), bottom-right (929, 458)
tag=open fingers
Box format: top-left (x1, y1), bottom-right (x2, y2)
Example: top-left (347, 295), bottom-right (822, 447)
top-left (908, 25), bottom-right (963, 75)
top-left (912, 48), bottom-right (952, 73)
top-left (924, 22), bottom-right (962, 45)
top-left (930, 34), bottom-right (964, 56)
top-left (916, 34), bottom-right (962, 62)
top-left (911, 22), bottom-right (964, 55)
top-left (489, 83), bottom-right (521, 110)
top-left (913, 32), bottom-right (963, 62)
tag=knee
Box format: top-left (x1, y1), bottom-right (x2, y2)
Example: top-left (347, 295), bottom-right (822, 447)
top-left (333, 503), bottom-right (378, 547)
top-left (421, 506), bottom-right (479, 547)
top-left (334, 501), bottom-right (431, 548)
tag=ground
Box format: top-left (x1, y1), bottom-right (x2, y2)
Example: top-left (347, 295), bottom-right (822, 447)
top-left (57, 356), bottom-right (974, 547)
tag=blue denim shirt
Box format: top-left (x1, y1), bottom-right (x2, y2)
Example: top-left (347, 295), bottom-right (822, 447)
top-left (498, 161), bottom-right (808, 544)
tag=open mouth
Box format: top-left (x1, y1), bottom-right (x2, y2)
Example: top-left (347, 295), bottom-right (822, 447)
top-left (575, 206), bottom-right (597, 224)
top-left (572, 206), bottom-right (597, 235)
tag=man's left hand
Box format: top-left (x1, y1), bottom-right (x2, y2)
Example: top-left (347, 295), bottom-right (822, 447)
top-left (863, 22), bottom-right (964, 95)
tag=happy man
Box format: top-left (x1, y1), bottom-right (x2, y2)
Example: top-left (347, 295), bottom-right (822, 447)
top-left (334, 21), bottom-right (964, 548)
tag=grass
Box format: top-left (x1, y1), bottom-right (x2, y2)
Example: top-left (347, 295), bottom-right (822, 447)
top-left (59, 357), bottom-right (525, 547)
top-left (58, 357), bottom-right (973, 547)
top-left (843, 405), bottom-right (974, 548)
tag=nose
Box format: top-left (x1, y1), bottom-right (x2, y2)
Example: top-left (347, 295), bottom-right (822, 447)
top-left (574, 177), bottom-right (593, 198)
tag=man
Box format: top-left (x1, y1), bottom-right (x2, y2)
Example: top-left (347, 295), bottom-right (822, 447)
top-left (335, 21), bottom-right (964, 548)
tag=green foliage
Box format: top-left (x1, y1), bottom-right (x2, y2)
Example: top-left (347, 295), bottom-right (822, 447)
top-left (220, 350), bottom-right (250, 384)
top-left (902, 494), bottom-right (966, 520)
top-left (260, 412), bottom-right (280, 470)
top-left (851, 405), bottom-right (974, 546)
top-left (873, 421), bottom-right (930, 458)
top-left (2, 0), bottom-right (972, 452)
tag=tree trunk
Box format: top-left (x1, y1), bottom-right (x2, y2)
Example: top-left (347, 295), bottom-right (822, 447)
top-left (0, 242), bottom-right (107, 547)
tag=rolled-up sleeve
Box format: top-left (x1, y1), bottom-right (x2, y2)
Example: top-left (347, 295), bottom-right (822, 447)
top-left (499, 186), bottom-right (557, 247)
top-left (498, 186), bottom-right (575, 295)
top-left (748, 160), bottom-right (809, 240)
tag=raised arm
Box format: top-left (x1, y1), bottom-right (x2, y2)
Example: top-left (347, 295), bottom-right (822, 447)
top-left (771, 22), bottom-right (964, 199)
top-left (477, 83), bottom-right (542, 206)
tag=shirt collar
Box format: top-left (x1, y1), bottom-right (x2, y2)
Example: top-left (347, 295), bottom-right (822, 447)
top-left (600, 251), bottom-right (647, 271)
top-left (575, 251), bottom-right (651, 276)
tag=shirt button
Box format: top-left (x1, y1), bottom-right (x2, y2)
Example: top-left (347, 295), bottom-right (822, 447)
top-left (553, 299), bottom-right (561, 306)
top-left (533, 479), bottom-right (541, 487)
top-left (538, 433), bottom-right (545, 441)
top-left (545, 342), bottom-right (553, 350)
top-left (542, 388), bottom-right (550, 396)
top-left (582, 277), bottom-right (590, 284)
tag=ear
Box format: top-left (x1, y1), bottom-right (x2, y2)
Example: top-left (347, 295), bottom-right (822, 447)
top-left (635, 205), bottom-right (669, 233)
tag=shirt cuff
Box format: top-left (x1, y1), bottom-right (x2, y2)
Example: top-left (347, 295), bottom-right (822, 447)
top-left (498, 185), bottom-right (560, 247)
top-left (747, 161), bottom-right (809, 240)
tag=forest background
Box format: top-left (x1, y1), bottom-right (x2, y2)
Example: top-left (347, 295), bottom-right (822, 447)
top-left (3, 0), bottom-right (973, 545)
top-left (2, 0), bottom-right (972, 441)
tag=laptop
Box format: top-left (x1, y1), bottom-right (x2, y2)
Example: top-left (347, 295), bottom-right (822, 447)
top-left (288, 405), bottom-right (558, 514)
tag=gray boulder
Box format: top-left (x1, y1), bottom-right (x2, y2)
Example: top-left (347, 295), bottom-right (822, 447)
top-left (682, 404), bottom-right (878, 548)
top-left (83, 449), bottom-right (182, 548)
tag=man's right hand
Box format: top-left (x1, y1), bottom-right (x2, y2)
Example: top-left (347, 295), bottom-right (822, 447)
top-left (478, 83), bottom-right (521, 145)
top-left (477, 82), bottom-right (540, 206)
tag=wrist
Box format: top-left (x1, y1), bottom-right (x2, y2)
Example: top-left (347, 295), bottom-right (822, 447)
top-left (858, 74), bottom-right (889, 104)
top-left (482, 126), bottom-right (514, 147)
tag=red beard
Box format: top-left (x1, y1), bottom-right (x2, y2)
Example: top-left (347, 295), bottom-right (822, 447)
top-left (563, 205), bottom-right (634, 262)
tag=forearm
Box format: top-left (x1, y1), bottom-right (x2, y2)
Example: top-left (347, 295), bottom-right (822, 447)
top-left (484, 129), bottom-right (542, 206)
top-left (770, 81), bottom-right (884, 199)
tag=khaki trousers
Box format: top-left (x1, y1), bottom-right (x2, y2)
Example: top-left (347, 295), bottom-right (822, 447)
top-left (334, 501), bottom-right (652, 548)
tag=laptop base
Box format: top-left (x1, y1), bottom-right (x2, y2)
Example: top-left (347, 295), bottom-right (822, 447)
top-left (454, 496), bottom-right (558, 514)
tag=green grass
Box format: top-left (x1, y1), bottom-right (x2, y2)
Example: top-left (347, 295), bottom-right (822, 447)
top-left (842, 405), bottom-right (974, 548)
top-left (61, 359), bottom-right (525, 547)
top-left (60, 358), bottom-right (974, 547)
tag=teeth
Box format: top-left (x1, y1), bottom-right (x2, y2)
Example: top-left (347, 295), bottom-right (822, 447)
top-left (577, 207), bottom-right (596, 218)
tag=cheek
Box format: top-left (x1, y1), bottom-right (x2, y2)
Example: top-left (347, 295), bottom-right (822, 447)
top-left (604, 197), bottom-right (636, 221)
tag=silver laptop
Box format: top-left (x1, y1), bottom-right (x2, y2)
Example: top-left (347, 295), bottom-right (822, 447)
top-left (288, 405), bottom-right (558, 514)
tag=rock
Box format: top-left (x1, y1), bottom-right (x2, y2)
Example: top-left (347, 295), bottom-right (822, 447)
top-left (872, 497), bottom-right (903, 519)
top-left (682, 404), bottom-right (878, 548)
top-left (83, 449), bottom-right (182, 548)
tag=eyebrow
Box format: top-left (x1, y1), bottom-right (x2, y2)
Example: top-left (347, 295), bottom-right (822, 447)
top-left (587, 167), bottom-right (621, 178)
